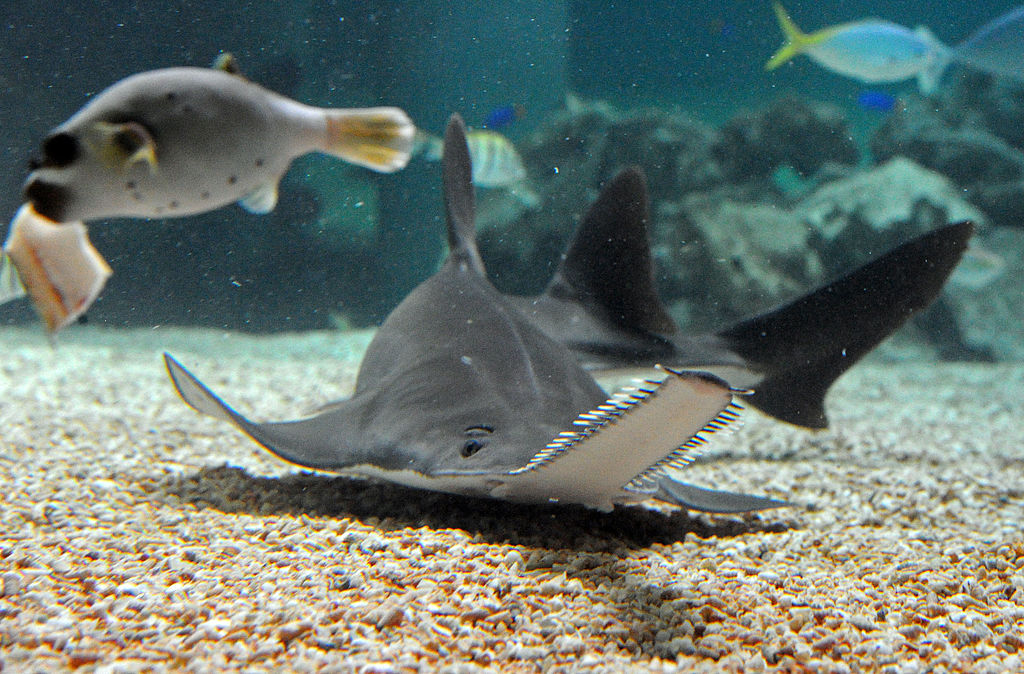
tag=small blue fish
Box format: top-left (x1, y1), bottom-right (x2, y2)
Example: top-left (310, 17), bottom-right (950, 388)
top-left (483, 104), bottom-right (525, 130)
top-left (708, 18), bottom-right (738, 41)
top-left (856, 90), bottom-right (899, 113)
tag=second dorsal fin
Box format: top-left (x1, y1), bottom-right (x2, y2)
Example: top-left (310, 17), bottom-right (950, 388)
top-left (545, 168), bottom-right (677, 335)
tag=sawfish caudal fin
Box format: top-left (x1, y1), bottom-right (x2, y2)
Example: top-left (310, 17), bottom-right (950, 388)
top-left (323, 107), bottom-right (416, 173)
top-left (442, 114), bottom-right (486, 275)
top-left (546, 167), bottom-right (677, 335)
top-left (717, 220), bottom-right (974, 429)
top-left (654, 477), bottom-right (789, 513)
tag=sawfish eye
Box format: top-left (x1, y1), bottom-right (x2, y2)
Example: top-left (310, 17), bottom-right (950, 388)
top-left (41, 132), bottom-right (80, 168)
top-left (461, 425), bottom-right (493, 457)
top-left (461, 440), bottom-right (485, 457)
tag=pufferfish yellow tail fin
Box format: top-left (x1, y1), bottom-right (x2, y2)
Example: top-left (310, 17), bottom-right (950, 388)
top-left (323, 107), bottom-right (416, 173)
top-left (766, 1), bottom-right (832, 70)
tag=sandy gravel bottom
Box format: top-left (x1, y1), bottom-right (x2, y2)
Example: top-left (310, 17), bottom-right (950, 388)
top-left (1, 326), bottom-right (1022, 672)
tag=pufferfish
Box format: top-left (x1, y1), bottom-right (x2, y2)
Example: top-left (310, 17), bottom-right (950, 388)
top-left (23, 55), bottom-right (416, 222)
top-left (3, 55), bottom-right (415, 335)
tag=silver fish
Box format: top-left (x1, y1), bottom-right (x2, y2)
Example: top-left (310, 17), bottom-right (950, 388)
top-left (23, 57), bottom-right (415, 222)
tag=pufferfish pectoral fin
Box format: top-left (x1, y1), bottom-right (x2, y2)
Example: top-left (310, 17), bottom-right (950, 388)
top-left (238, 181), bottom-right (279, 214)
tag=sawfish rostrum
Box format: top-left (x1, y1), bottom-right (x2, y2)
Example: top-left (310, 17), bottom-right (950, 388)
top-left (23, 57), bottom-right (415, 223)
top-left (515, 169), bottom-right (973, 429)
top-left (165, 115), bottom-right (783, 513)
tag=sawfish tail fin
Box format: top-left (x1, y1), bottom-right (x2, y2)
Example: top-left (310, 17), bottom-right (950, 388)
top-left (766, 1), bottom-right (828, 70)
top-left (716, 221), bottom-right (974, 429)
top-left (442, 114), bottom-right (486, 275)
top-left (322, 107), bottom-right (416, 173)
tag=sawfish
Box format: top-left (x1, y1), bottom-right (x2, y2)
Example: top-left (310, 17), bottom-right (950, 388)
top-left (165, 115), bottom-right (783, 513)
top-left (513, 169), bottom-right (973, 429)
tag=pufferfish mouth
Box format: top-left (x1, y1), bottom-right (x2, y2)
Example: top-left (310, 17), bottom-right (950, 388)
top-left (22, 178), bottom-right (70, 223)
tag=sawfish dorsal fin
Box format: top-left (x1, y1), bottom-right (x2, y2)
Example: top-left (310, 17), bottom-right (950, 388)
top-left (442, 114), bottom-right (486, 275)
top-left (546, 168), bottom-right (677, 335)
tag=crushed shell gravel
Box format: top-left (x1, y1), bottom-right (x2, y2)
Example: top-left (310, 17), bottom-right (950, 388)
top-left (0, 326), bottom-right (1022, 672)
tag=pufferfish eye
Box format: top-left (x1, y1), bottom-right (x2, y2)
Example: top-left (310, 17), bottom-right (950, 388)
top-left (41, 132), bottom-right (80, 168)
top-left (111, 123), bottom-right (149, 156)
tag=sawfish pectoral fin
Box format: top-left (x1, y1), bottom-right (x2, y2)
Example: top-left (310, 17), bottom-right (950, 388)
top-left (164, 353), bottom-right (244, 425)
top-left (654, 476), bottom-right (790, 513)
top-left (164, 353), bottom-right (366, 473)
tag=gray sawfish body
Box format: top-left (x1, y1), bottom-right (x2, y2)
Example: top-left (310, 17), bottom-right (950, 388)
top-left (163, 114), bottom-right (973, 512)
top-left (165, 115), bottom-right (781, 514)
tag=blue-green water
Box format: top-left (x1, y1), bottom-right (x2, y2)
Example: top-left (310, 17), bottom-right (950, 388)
top-left (1, 1), bottom-right (1022, 359)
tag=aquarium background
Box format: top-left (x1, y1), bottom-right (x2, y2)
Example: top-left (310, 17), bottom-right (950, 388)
top-left (1, 1), bottom-right (1022, 358)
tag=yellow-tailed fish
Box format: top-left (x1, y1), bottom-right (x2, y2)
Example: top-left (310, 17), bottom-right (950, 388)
top-left (2, 204), bottom-right (111, 335)
top-left (23, 54), bottom-right (415, 222)
top-left (766, 2), bottom-right (950, 94)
